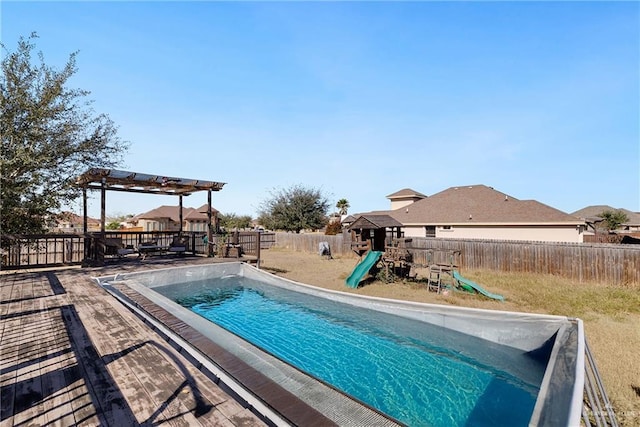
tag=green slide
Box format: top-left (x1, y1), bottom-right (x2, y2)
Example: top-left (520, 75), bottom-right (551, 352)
top-left (346, 251), bottom-right (384, 288)
top-left (452, 270), bottom-right (505, 301)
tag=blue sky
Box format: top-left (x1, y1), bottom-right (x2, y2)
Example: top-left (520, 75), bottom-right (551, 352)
top-left (3, 1), bottom-right (639, 219)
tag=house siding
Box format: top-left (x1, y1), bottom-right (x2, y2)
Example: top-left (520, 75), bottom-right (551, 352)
top-left (390, 200), bottom-right (415, 210)
top-left (402, 224), bottom-right (584, 243)
top-left (136, 218), bottom-right (208, 233)
top-left (139, 219), bottom-right (173, 232)
top-left (186, 220), bottom-right (207, 232)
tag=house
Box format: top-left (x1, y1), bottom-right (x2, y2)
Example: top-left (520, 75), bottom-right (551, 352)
top-left (386, 188), bottom-right (428, 210)
top-left (354, 185), bottom-right (586, 243)
top-left (50, 212), bottom-right (101, 233)
top-left (341, 215), bottom-right (357, 229)
top-left (571, 205), bottom-right (640, 234)
top-left (130, 204), bottom-right (219, 233)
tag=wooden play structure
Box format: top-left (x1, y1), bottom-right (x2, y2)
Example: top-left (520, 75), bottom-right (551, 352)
top-left (345, 215), bottom-right (403, 287)
top-left (423, 249), bottom-right (461, 293)
top-left (381, 238), bottom-right (416, 283)
top-left (346, 215), bottom-right (504, 300)
top-left (347, 214), bottom-right (403, 256)
top-left (346, 214), bottom-right (420, 282)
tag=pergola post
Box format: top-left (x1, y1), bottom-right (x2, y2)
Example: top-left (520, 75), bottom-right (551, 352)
top-left (97, 178), bottom-right (106, 264)
top-left (100, 178), bottom-right (106, 234)
top-left (179, 195), bottom-right (183, 234)
top-left (207, 190), bottom-right (213, 257)
top-left (82, 188), bottom-right (88, 234)
top-left (82, 187), bottom-right (89, 263)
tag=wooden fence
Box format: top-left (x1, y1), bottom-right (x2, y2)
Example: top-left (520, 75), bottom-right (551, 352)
top-left (4, 231), bottom-right (637, 284)
top-left (273, 232), bottom-right (351, 256)
top-left (273, 232), bottom-right (640, 285)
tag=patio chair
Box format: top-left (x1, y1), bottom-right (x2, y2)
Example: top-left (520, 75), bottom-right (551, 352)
top-left (168, 236), bottom-right (188, 256)
top-left (138, 240), bottom-right (162, 259)
top-left (104, 238), bottom-right (136, 258)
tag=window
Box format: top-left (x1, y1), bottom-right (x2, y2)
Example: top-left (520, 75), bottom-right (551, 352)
top-left (425, 226), bottom-right (436, 237)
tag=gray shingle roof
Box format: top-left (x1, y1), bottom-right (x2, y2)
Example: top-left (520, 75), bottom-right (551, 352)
top-left (389, 185), bottom-right (582, 225)
top-left (386, 188), bottom-right (428, 199)
top-left (572, 205), bottom-right (640, 226)
top-left (57, 211), bottom-right (100, 225)
top-left (135, 205), bottom-right (213, 222)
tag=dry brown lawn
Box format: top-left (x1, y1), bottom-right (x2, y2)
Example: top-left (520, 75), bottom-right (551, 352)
top-left (259, 247), bottom-right (640, 427)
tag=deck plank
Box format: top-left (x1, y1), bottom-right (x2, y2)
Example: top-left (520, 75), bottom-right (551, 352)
top-left (37, 307), bottom-right (81, 427)
top-left (68, 283), bottom-right (208, 426)
top-left (10, 297), bottom-right (47, 426)
top-left (1, 261), bottom-right (267, 427)
top-left (0, 314), bottom-right (19, 424)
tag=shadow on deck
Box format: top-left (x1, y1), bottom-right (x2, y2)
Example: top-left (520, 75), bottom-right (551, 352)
top-left (0, 264), bottom-right (266, 426)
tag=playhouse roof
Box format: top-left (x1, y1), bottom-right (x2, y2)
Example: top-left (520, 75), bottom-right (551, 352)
top-left (347, 214), bottom-right (403, 230)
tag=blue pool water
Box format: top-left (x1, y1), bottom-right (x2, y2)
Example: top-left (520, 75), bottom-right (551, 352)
top-left (168, 278), bottom-right (545, 427)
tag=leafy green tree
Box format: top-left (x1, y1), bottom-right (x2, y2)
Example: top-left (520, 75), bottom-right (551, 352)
top-left (219, 213), bottom-right (252, 230)
top-left (599, 209), bottom-right (629, 232)
top-left (336, 198), bottom-right (350, 216)
top-left (105, 213), bottom-right (133, 230)
top-left (1, 33), bottom-right (128, 234)
top-left (258, 185), bottom-right (330, 233)
top-left (106, 221), bottom-right (122, 230)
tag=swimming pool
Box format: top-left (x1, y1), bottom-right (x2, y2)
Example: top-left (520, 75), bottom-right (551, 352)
top-left (98, 262), bottom-right (584, 426)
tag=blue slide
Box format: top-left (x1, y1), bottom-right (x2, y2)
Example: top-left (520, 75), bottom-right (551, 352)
top-left (346, 251), bottom-right (384, 288)
top-left (452, 270), bottom-right (505, 301)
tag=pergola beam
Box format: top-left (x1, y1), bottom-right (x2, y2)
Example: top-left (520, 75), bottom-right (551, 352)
top-left (76, 168), bottom-right (226, 238)
top-left (82, 184), bottom-right (193, 196)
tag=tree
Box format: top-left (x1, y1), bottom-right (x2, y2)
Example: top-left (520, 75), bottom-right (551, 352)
top-left (599, 209), bottom-right (628, 232)
top-left (1, 33), bottom-right (128, 234)
top-left (105, 213), bottom-right (133, 230)
top-left (336, 198), bottom-right (350, 216)
top-left (106, 221), bottom-right (122, 231)
top-left (258, 185), bottom-right (330, 233)
top-left (324, 220), bottom-right (343, 235)
top-left (219, 212), bottom-right (252, 231)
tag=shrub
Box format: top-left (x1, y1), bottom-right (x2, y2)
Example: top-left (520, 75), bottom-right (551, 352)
top-left (324, 221), bottom-right (343, 235)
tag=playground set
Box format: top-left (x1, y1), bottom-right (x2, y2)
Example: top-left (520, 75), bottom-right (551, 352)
top-left (344, 215), bottom-right (504, 301)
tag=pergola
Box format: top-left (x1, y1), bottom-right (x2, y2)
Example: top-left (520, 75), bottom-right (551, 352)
top-left (75, 168), bottom-right (226, 240)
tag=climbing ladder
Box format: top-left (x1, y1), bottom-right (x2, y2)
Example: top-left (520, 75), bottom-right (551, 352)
top-left (426, 249), bottom-right (459, 293)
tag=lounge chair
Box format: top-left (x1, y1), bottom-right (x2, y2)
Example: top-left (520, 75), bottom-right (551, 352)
top-left (138, 240), bottom-right (164, 259)
top-left (104, 238), bottom-right (136, 258)
top-left (168, 236), bottom-right (188, 256)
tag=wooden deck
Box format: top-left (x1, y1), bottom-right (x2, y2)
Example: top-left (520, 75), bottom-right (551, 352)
top-left (0, 258), bottom-right (267, 426)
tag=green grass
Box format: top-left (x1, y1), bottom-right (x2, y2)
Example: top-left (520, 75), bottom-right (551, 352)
top-left (463, 269), bottom-right (640, 318)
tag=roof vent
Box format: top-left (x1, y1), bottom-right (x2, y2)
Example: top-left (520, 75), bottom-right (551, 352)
top-left (505, 195), bottom-right (508, 201)
top-left (469, 214), bottom-right (473, 220)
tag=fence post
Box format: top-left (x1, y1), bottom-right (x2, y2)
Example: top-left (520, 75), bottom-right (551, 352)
top-left (256, 232), bottom-right (261, 267)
